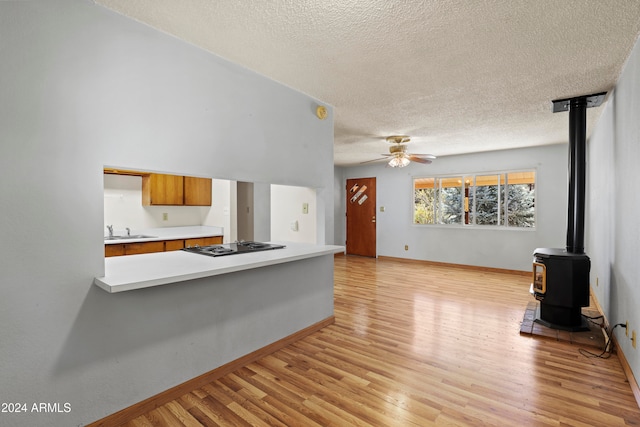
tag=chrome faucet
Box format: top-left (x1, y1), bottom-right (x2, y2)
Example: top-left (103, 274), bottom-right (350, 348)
top-left (126, 227), bottom-right (131, 236)
top-left (106, 225), bottom-right (114, 238)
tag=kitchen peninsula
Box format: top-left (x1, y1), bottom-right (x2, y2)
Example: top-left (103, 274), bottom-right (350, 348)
top-left (95, 241), bottom-right (344, 293)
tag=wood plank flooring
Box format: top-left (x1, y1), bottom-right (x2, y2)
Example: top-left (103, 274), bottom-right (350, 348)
top-left (122, 255), bottom-right (640, 426)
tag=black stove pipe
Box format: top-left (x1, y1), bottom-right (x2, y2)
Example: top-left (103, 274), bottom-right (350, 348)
top-left (566, 98), bottom-right (587, 254)
top-left (553, 92), bottom-right (606, 253)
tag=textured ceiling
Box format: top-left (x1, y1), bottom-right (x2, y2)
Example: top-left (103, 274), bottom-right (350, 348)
top-left (95, 0), bottom-right (640, 166)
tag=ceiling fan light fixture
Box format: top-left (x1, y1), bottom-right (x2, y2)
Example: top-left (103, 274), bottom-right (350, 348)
top-left (359, 135), bottom-right (435, 167)
top-left (388, 155), bottom-right (410, 168)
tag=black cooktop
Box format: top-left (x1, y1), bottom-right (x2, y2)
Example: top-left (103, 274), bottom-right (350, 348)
top-left (182, 241), bottom-right (286, 257)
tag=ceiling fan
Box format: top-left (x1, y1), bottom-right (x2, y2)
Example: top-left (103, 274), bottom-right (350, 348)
top-left (361, 135), bottom-right (436, 168)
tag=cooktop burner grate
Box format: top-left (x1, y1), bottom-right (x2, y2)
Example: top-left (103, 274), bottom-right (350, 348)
top-left (182, 241), bottom-right (286, 258)
top-left (203, 246), bottom-right (235, 255)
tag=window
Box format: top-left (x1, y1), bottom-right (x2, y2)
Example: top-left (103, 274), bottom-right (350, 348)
top-left (414, 170), bottom-right (535, 228)
top-left (439, 176), bottom-right (463, 224)
top-left (505, 172), bottom-right (536, 227)
top-left (470, 174), bottom-right (504, 226)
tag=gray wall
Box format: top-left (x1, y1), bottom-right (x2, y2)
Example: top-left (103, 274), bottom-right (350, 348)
top-left (587, 34), bottom-right (640, 386)
top-left (0, 1), bottom-right (334, 426)
top-left (337, 144), bottom-right (568, 271)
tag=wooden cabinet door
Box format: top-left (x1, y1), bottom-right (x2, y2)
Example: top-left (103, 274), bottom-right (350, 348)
top-left (124, 241), bottom-right (165, 255)
top-left (204, 236), bottom-right (223, 245)
top-left (105, 244), bottom-right (125, 257)
top-left (142, 174), bottom-right (184, 205)
top-left (184, 176), bottom-right (212, 206)
top-left (164, 239), bottom-right (185, 251)
top-left (185, 236), bottom-right (222, 247)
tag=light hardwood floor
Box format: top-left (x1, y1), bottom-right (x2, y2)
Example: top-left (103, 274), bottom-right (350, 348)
top-left (122, 255), bottom-right (640, 426)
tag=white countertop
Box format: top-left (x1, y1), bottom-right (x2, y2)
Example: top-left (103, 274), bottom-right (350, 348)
top-left (104, 225), bottom-right (223, 244)
top-left (95, 242), bottom-right (345, 293)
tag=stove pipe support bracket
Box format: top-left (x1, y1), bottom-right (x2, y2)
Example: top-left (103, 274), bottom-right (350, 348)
top-left (552, 92), bottom-right (606, 254)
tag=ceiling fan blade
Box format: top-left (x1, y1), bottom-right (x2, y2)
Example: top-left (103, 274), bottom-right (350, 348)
top-left (408, 155), bottom-right (433, 164)
top-left (409, 154), bottom-right (436, 159)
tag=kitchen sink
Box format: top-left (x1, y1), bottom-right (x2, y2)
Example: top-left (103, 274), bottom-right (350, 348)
top-left (104, 235), bottom-right (157, 240)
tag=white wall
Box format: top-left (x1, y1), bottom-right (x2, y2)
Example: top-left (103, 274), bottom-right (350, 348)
top-left (203, 178), bottom-right (233, 243)
top-left (337, 144), bottom-right (568, 271)
top-left (587, 34), bottom-right (640, 385)
top-left (0, 2), bottom-right (334, 426)
top-left (271, 184), bottom-right (317, 243)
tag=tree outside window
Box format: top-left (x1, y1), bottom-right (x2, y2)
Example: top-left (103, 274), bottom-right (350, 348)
top-left (413, 171), bottom-right (535, 228)
top-left (470, 174), bottom-right (504, 225)
top-left (505, 171), bottom-right (535, 227)
top-left (414, 178), bottom-right (436, 224)
top-left (439, 177), bottom-right (463, 224)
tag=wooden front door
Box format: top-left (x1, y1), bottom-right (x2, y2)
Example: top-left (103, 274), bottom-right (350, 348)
top-left (346, 177), bottom-right (376, 257)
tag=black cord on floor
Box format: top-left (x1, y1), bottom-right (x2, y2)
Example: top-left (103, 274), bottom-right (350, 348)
top-left (579, 322), bottom-right (627, 359)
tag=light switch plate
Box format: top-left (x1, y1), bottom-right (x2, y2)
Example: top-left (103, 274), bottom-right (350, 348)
top-left (302, 203), bottom-right (309, 214)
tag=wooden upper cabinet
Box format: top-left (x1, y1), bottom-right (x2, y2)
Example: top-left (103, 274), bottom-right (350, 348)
top-left (184, 176), bottom-right (212, 206)
top-left (142, 173), bottom-right (184, 206)
top-left (107, 169), bottom-right (212, 206)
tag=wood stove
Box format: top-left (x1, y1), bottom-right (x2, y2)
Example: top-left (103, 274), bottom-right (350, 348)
top-left (532, 248), bottom-right (590, 330)
top-left (530, 92), bottom-right (605, 331)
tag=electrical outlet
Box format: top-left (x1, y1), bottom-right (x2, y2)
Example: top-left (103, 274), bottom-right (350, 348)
top-left (627, 321), bottom-right (630, 337)
top-left (404, 245), bottom-right (408, 251)
top-left (162, 212), bottom-right (168, 221)
top-left (632, 330), bottom-right (637, 349)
